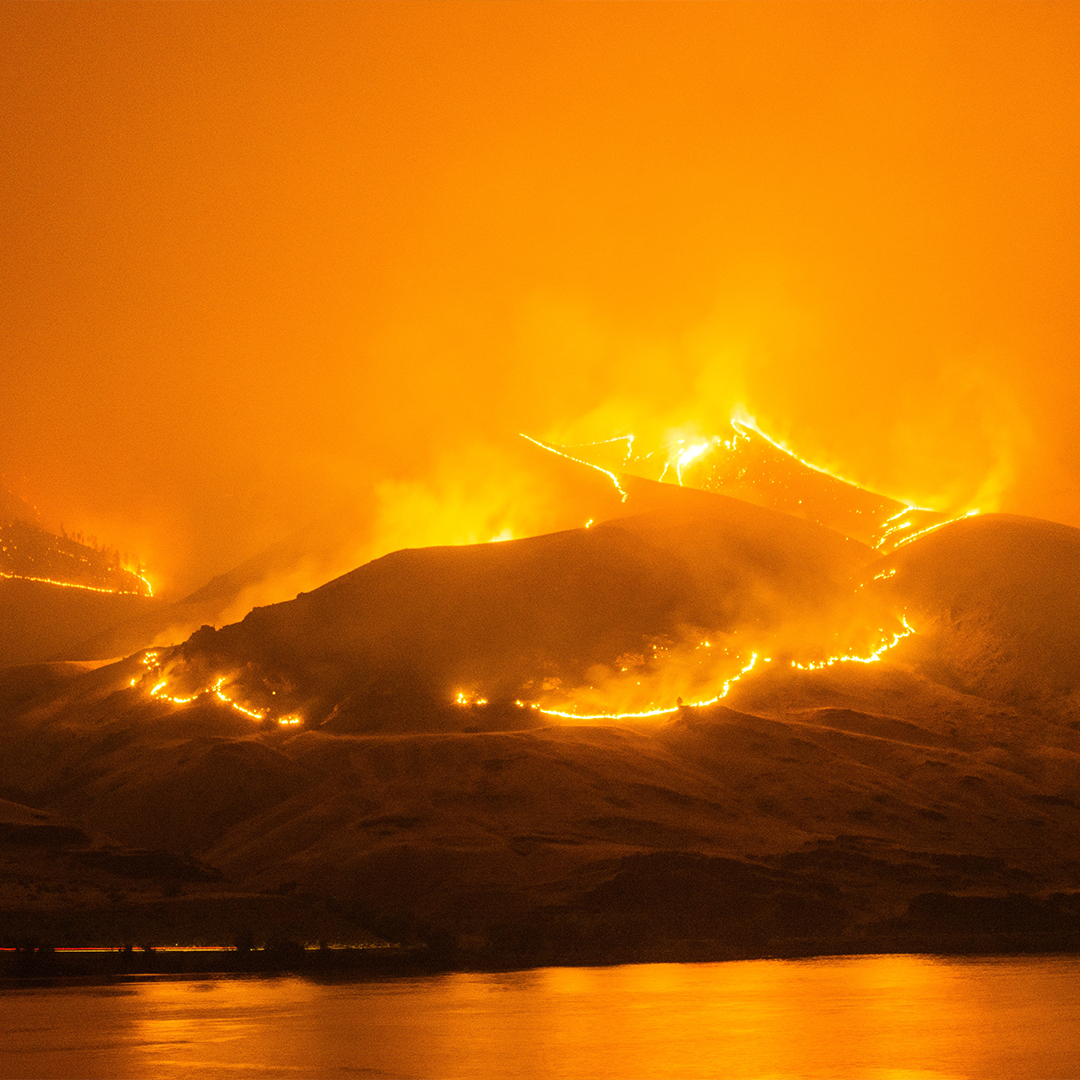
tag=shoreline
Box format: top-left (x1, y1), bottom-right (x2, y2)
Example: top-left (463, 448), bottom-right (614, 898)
top-left (5, 930), bottom-right (1080, 982)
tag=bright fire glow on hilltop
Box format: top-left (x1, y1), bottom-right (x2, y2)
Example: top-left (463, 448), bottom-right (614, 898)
top-left (527, 412), bottom-right (982, 551)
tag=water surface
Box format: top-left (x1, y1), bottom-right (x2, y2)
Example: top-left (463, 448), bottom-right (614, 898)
top-left (3, 954), bottom-right (1079, 1079)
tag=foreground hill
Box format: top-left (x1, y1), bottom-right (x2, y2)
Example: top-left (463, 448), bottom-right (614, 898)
top-left (1, 492), bottom-right (1080, 968)
top-left (159, 484), bottom-right (878, 730)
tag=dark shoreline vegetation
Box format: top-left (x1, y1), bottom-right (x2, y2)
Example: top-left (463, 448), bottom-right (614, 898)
top-left (6, 931), bottom-right (1080, 983)
top-left (6, 859), bottom-right (1080, 980)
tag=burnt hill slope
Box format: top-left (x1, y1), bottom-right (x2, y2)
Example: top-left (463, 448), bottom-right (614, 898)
top-left (880, 514), bottom-right (1080, 711)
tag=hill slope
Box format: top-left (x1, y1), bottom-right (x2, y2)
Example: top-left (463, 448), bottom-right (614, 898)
top-left (2, 492), bottom-right (1079, 966)
top-left (157, 485), bottom-right (878, 729)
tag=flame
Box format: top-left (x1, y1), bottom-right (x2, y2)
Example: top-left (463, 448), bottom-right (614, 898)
top-left (452, 609), bottom-right (917, 723)
top-left (0, 570), bottom-right (149, 596)
top-left (892, 508), bottom-right (981, 549)
top-left (519, 433), bottom-right (628, 501)
top-left (790, 615), bottom-right (915, 671)
top-left (130, 568), bottom-right (155, 597)
top-left (139, 652), bottom-right (276, 722)
top-left (728, 410), bottom-right (865, 487)
top-left (675, 441), bottom-right (711, 485)
top-left (127, 415), bottom-right (948, 731)
top-left (531, 651), bottom-right (764, 721)
top-left (455, 690), bottom-right (488, 706)
top-left (528, 411), bottom-right (983, 552)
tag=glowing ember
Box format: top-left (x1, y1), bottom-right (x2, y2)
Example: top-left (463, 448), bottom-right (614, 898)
top-left (455, 690), bottom-right (488, 706)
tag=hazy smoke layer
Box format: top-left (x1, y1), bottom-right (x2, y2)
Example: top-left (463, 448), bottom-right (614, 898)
top-left (2, 3), bottom-right (1077, 597)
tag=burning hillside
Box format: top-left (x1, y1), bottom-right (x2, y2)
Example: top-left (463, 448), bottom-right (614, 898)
top-left (131, 418), bottom-right (1011, 731)
top-left (530, 416), bottom-right (955, 551)
top-left (137, 478), bottom-right (898, 731)
top-left (0, 498), bottom-right (157, 666)
top-left (0, 518), bottom-right (151, 598)
top-left (3, 419), bottom-right (1080, 969)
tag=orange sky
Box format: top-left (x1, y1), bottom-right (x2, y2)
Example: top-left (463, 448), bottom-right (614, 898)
top-left (2, 2), bottom-right (1078, 596)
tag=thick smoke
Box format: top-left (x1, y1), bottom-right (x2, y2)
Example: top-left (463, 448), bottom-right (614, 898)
top-left (2, 3), bottom-right (1077, 602)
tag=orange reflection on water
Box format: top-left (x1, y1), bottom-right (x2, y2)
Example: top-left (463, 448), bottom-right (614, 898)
top-left (6, 956), bottom-right (1080, 1079)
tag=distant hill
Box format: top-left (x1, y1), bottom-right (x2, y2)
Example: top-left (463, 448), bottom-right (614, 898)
top-left (0, 490), bottom-right (156, 666)
top-left (0, 481), bottom-right (39, 527)
top-left (0, 518), bottom-right (150, 597)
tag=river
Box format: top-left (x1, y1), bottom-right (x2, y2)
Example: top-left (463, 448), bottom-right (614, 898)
top-left (3, 953), bottom-right (1079, 1079)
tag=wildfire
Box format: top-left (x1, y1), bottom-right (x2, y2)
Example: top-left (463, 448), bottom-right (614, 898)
top-left (132, 569), bottom-right (154, 596)
top-left (790, 616), bottom-right (915, 671)
top-left (129, 412), bottom-right (949, 732)
top-left (137, 651), bottom-right (297, 725)
top-left (0, 569), bottom-right (151, 596)
top-left (447, 608), bottom-right (918, 723)
top-left (674, 441), bottom-right (711, 484)
top-left (727, 412), bottom-right (864, 487)
top-left (892, 508), bottom-right (981, 549)
top-left (524, 411), bottom-right (980, 552)
top-left (519, 433), bottom-right (629, 502)
top-left (528, 651), bottom-right (765, 721)
top-left (455, 690), bottom-right (488, 706)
